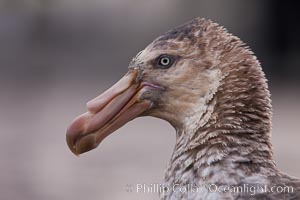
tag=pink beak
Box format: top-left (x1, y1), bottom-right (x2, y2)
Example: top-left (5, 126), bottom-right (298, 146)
top-left (66, 69), bottom-right (155, 155)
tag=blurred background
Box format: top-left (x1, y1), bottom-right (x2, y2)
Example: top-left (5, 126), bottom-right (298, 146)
top-left (0, 0), bottom-right (299, 199)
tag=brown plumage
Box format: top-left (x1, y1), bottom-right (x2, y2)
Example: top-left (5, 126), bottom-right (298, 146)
top-left (66, 17), bottom-right (300, 199)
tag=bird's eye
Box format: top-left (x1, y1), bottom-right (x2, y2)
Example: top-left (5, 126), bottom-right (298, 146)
top-left (156, 55), bottom-right (174, 69)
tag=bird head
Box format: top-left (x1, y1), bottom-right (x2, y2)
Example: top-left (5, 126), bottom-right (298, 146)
top-left (66, 18), bottom-right (270, 156)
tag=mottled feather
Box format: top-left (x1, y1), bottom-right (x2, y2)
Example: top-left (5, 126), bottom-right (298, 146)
top-left (130, 17), bottom-right (300, 200)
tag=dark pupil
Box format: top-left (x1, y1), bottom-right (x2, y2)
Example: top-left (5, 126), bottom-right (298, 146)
top-left (161, 57), bottom-right (170, 66)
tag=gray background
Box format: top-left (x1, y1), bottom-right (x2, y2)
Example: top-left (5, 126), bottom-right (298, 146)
top-left (0, 0), bottom-right (299, 199)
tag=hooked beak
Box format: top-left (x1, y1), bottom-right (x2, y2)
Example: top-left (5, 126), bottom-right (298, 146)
top-left (66, 69), bottom-right (163, 155)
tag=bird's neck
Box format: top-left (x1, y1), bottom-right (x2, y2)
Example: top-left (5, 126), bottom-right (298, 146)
top-left (164, 127), bottom-right (276, 186)
top-left (162, 61), bottom-right (277, 194)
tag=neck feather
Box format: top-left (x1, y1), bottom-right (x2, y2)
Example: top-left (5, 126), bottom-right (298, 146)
top-left (163, 48), bottom-right (276, 189)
